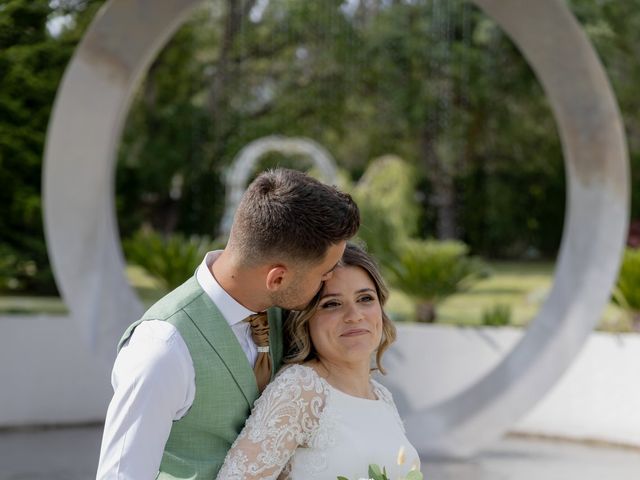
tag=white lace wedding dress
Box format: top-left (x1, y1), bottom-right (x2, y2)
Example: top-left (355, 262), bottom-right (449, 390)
top-left (216, 364), bottom-right (420, 480)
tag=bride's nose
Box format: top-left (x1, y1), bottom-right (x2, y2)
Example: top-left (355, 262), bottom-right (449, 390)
top-left (343, 302), bottom-right (363, 323)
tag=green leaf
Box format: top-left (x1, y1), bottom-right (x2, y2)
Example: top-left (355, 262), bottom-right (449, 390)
top-left (336, 476), bottom-right (350, 480)
top-left (405, 470), bottom-right (424, 480)
top-left (368, 463), bottom-right (386, 480)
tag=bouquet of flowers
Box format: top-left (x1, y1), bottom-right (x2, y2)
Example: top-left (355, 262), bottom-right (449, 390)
top-left (337, 446), bottom-right (423, 480)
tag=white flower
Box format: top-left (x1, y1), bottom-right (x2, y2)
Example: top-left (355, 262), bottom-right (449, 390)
top-left (396, 445), bottom-right (406, 466)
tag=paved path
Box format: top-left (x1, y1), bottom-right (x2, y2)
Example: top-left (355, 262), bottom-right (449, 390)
top-left (424, 436), bottom-right (640, 480)
top-left (1, 426), bottom-right (639, 479)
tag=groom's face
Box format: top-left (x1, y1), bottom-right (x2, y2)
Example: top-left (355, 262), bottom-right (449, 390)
top-left (273, 241), bottom-right (346, 311)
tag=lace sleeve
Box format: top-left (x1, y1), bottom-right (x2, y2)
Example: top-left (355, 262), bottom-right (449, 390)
top-left (216, 365), bottom-right (328, 480)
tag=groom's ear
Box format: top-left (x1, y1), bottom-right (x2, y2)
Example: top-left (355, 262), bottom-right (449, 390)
top-left (265, 265), bottom-right (288, 292)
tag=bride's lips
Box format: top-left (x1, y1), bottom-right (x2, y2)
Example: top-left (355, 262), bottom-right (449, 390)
top-left (340, 328), bottom-right (369, 337)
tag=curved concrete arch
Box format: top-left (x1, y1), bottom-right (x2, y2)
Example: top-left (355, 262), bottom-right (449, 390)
top-left (43, 0), bottom-right (203, 364)
top-left (42, 0), bottom-right (629, 456)
top-left (219, 135), bottom-right (338, 237)
top-left (402, 0), bottom-right (629, 457)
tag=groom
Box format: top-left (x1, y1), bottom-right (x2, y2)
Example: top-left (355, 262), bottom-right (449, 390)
top-left (96, 168), bottom-right (359, 479)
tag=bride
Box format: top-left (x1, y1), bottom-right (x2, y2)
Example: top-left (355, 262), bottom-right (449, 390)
top-left (216, 243), bottom-right (421, 480)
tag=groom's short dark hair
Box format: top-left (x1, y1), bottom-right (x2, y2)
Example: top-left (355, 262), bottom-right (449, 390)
top-left (229, 168), bottom-right (359, 266)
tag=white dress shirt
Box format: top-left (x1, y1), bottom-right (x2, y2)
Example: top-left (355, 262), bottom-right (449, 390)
top-left (96, 251), bottom-right (257, 480)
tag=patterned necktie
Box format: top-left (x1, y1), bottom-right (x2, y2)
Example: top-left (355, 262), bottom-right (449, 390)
top-left (246, 312), bottom-right (271, 393)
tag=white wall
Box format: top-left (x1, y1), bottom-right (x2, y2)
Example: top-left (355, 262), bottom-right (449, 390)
top-left (513, 330), bottom-right (640, 446)
top-left (0, 315), bottom-right (112, 426)
top-left (1, 317), bottom-right (639, 449)
top-left (381, 324), bottom-right (640, 448)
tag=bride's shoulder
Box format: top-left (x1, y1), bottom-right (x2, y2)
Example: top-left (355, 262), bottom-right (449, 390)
top-left (272, 363), bottom-right (329, 395)
top-left (275, 362), bottom-right (319, 380)
top-left (371, 379), bottom-right (406, 429)
top-left (371, 379), bottom-right (396, 406)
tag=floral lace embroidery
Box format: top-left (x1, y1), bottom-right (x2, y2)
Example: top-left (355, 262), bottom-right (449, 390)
top-left (302, 376), bottom-right (339, 475)
top-left (216, 364), bottom-right (329, 480)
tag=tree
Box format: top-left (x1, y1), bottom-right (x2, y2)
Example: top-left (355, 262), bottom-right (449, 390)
top-left (0, 0), bottom-right (103, 293)
top-left (117, 0), bottom-right (362, 237)
top-left (333, 0), bottom-right (566, 256)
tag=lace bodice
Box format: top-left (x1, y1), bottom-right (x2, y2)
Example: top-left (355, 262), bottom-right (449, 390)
top-left (216, 364), bottom-right (420, 480)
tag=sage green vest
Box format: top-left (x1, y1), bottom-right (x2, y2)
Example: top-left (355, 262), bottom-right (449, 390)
top-left (118, 276), bottom-right (284, 479)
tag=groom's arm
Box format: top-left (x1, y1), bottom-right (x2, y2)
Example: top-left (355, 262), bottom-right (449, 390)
top-left (96, 321), bottom-right (195, 480)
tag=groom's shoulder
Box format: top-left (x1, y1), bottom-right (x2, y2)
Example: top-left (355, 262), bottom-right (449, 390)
top-left (142, 276), bottom-right (206, 321)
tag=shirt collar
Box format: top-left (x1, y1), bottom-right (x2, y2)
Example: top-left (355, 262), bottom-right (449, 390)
top-left (196, 250), bottom-right (255, 327)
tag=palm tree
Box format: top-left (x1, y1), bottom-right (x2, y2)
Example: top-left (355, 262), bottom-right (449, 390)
top-left (613, 248), bottom-right (640, 331)
top-left (387, 239), bottom-right (485, 323)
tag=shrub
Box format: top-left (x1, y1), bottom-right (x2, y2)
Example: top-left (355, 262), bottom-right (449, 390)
top-left (353, 201), bottom-right (399, 273)
top-left (481, 303), bottom-right (512, 327)
top-left (0, 242), bottom-right (57, 295)
top-left (387, 239), bottom-right (486, 322)
top-left (613, 247), bottom-right (640, 328)
top-left (0, 244), bottom-right (22, 291)
top-left (124, 229), bottom-right (222, 291)
top-left (346, 158), bottom-right (490, 324)
top-left (351, 156), bottom-right (421, 270)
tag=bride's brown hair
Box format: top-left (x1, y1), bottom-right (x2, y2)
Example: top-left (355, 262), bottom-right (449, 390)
top-left (284, 243), bottom-right (397, 374)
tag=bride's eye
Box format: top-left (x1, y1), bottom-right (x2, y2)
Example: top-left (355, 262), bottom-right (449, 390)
top-left (320, 300), bottom-right (340, 309)
top-left (358, 294), bottom-right (375, 303)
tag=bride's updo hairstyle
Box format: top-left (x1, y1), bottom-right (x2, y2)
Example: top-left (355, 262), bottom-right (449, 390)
top-left (284, 243), bottom-right (397, 374)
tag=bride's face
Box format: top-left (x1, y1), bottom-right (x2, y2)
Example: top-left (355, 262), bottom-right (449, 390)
top-left (308, 265), bottom-right (383, 366)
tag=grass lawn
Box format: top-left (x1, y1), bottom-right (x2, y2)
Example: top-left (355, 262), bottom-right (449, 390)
top-left (0, 261), bottom-right (632, 332)
top-left (386, 261), bottom-right (632, 332)
top-left (0, 266), bottom-right (166, 315)
top-left (0, 294), bottom-right (68, 315)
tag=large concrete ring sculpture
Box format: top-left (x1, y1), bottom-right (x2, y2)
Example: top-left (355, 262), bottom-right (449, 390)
top-left (43, 0), bottom-right (629, 457)
top-left (219, 135), bottom-right (338, 237)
